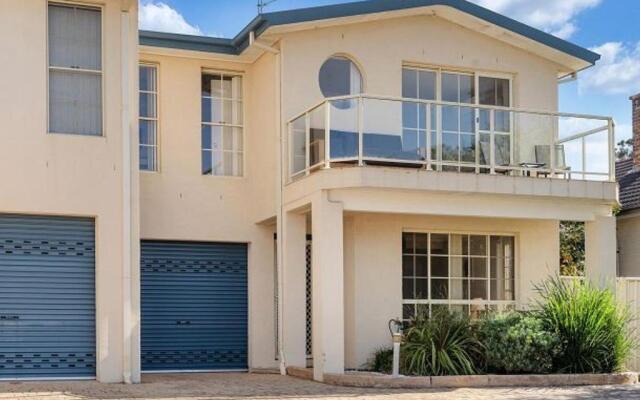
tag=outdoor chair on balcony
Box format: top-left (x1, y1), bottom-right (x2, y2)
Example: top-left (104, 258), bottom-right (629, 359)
top-left (480, 141), bottom-right (512, 174)
top-left (535, 145), bottom-right (571, 179)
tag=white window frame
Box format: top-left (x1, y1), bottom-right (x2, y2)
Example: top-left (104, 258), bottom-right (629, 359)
top-left (201, 70), bottom-right (245, 177)
top-left (46, 1), bottom-right (105, 137)
top-left (401, 65), bottom-right (514, 171)
top-left (139, 63), bottom-right (160, 172)
top-left (401, 230), bottom-right (517, 321)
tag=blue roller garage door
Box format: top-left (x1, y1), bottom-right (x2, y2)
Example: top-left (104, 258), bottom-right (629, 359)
top-left (0, 214), bottom-right (96, 379)
top-left (141, 241), bottom-right (248, 371)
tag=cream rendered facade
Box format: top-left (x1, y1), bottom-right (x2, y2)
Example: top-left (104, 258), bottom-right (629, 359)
top-left (0, 0), bottom-right (617, 384)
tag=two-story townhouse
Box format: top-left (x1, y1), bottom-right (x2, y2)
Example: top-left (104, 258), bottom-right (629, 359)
top-left (0, 0), bottom-right (617, 385)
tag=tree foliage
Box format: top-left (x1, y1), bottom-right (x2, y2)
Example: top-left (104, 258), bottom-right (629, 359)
top-left (560, 221), bottom-right (585, 276)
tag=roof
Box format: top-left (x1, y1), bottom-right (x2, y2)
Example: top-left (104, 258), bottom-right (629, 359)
top-left (139, 0), bottom-right (600, 67)
top-left (617, 158), bottom-right (640, 213)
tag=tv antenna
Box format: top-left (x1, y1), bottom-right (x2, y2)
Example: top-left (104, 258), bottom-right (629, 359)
top-left (257, 0), bottom-right (278, 14)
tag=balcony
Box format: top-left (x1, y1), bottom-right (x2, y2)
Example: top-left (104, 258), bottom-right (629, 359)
top-left (287, 95), bottom-right (615, 183)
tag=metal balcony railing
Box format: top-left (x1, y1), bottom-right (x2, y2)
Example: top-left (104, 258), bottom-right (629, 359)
top-left (287, 94), bottom-right (615, 183)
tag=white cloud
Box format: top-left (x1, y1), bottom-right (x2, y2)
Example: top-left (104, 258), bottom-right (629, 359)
top-left (139, 1), bottom-right (202, 35)
top-left (579, 42), bottom-right (640, 95)
top-left (469, 0), bottom-right (600, 39)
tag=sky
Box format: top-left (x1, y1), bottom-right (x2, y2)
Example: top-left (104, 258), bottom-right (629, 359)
top-left (138, 0), bottom-right (640, 142)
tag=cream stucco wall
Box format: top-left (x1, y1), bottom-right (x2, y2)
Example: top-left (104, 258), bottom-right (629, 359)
top-left (618, 213), bottom-right (640, 277)
top-left (137, 49), bottom-right (280, 369)
top-left (0, 0), bottom-right (139, 383)
top-left (343, 212), bottom-right (559, 369)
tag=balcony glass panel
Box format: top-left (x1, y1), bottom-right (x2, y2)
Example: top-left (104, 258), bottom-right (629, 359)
top-left (329, 99), bottom-right (358, 159)
top-left (288, 95), bottom-right (614, 182)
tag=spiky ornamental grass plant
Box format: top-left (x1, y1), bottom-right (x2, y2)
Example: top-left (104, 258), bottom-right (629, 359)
top-left (535, 277), bottom-right (634, 373)
top-left (402, 309), bottom-right (481, 376)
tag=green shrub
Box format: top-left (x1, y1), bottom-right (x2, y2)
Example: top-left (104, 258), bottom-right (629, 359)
top-left (369, 347), bottom-right (394, 374)
top-left (535, 277), bottom-right (633, 373)
top-left (402, 309), bottom-right (481, 376)
top-left (477, 311), bottom-right (561, 374)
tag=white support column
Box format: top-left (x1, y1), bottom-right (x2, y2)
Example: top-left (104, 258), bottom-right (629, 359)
top-left (282, 210), bottom-right (308, 368)
top-left (311, 191), bottom-right (344, 381)
top-left (585, 215), bottom-right (617, 288)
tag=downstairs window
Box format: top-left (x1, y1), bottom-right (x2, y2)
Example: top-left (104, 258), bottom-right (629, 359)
top-left (402, 232), bottom-right (515, 322)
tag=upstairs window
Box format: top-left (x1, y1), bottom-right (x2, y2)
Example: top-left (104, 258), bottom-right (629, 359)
top-left (139, 65), bottom-right (158, 171)
top-left (48, 3), bottom-right (102, 136)
top-left (201, 73), bottom-right (244, 176)
top-left (318, 56), bottom-right (362, 98)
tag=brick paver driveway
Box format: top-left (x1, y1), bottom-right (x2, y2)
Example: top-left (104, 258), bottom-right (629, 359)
top-left (1, 373), bottom-right (639, 400)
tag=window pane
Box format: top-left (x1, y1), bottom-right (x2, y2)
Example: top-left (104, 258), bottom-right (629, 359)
top-left (442, 132), bottom-right (459, 161)
top-left (418, 70), bottom-right (436, 100)
top-left (201, 125), bottom-right (212, 150)
top-left (450, 256), bottom-right (468, 277)
top-left (460, 107), bottom-right (475, 134)
top-left (470, 235), bottom-right (487, 255)
top-left (402, 255), bottom-right (413, 276)
top-left (140, 65), bottom-right (157, 92)
top-left (403, 278), bottom-right (415, 299)
top-left (490, 279), bottom-right (514, 301)
top-left (441, 73), bottom-right (458, 102)
top-left (450, 279), bottom-right (469, 300)
top-left (470, 258), bottom-right (487, 278)
top-left (140, 145), bottom-right (156, 171)
top-left (415, 256), bottom-right (428, 277)
top-left (491, 236), bottom-right (515, 258)
top-left (459, 75), bottom-right (475, 104)
top-left (442, 106), bottom-right (459, 132)
top-left (48, 4), bottom-right (101, 70)
top-left (460, 134), bottom-right (475, 162)
top-left (49, 69), bottom-right (102, 135)
top-left (450, 234), bottom-right (467, 255)
top-left (431, 279), bottom-right (448, 299)
top-left (415, 278), bottom-right (428, 299)
top-left (222, 76), bottom-right (233, 99)
top-left (403, 304), bottom-right (415, 321)
top-left (431, 234), bottom-right (448, 255)
top-left (496, 78), bottom-right (510, 107)
top-left (479, 77), bottom-right (494, 105)
top-left (202, 74), bottom-right (222, 97)
top-left (140, 93), bottom-right (156, 118)
top-left (319, 56), bottom-right (362, 97)
top-left (402, 68), bottom-right (417, 98)
top-left (140, 120), bottom-right (156, 145)
top-left (415, 234), bottom-right (428, 254)
top-left (202, 150), bottom-right (212, 175)
top-left (431, 256), bottom-right (448, 277)
top-left (470, 280), bottom-right (488, 300)
top-left (495, 111), bottom-right (511, 133)
top-left (403, 103), bottom-right (418, 129)
top-left (402, 233), bottom-right (414, 254)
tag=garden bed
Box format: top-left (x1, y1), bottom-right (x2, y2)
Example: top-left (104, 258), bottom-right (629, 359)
top-left (287, 367), bottom-right (638, 388)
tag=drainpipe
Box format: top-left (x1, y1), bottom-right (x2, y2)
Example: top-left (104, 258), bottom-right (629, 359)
top-left (273, 39), bottom-right (286, 376)
top-left (121, 8), bottom-right (133, 385)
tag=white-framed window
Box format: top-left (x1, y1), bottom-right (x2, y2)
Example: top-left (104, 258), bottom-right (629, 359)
top-left (201, 72), bottom-right (244, 176)
top-left (401, 66), bottom-right (513, 170)
top-left (402, 232), bottom-right (515, 322)
top-left (48, 2), bottom-right (102, 136)
top-left (318, 56), bottom-right (363, 98)
top-left (139, 64), bottom-right (158, 171)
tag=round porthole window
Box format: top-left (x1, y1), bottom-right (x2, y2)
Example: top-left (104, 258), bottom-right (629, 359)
top-left (318, 56), bottom-right (363, 98)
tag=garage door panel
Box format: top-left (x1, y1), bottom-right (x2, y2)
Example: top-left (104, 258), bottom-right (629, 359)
top-left (0, 215), bottom-right (95, 379)
top-left (141, 241), bottom-right (247, 372)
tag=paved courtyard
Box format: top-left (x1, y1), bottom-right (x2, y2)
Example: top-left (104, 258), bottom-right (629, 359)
top-left (1, 373), bottom-right (640, 400)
